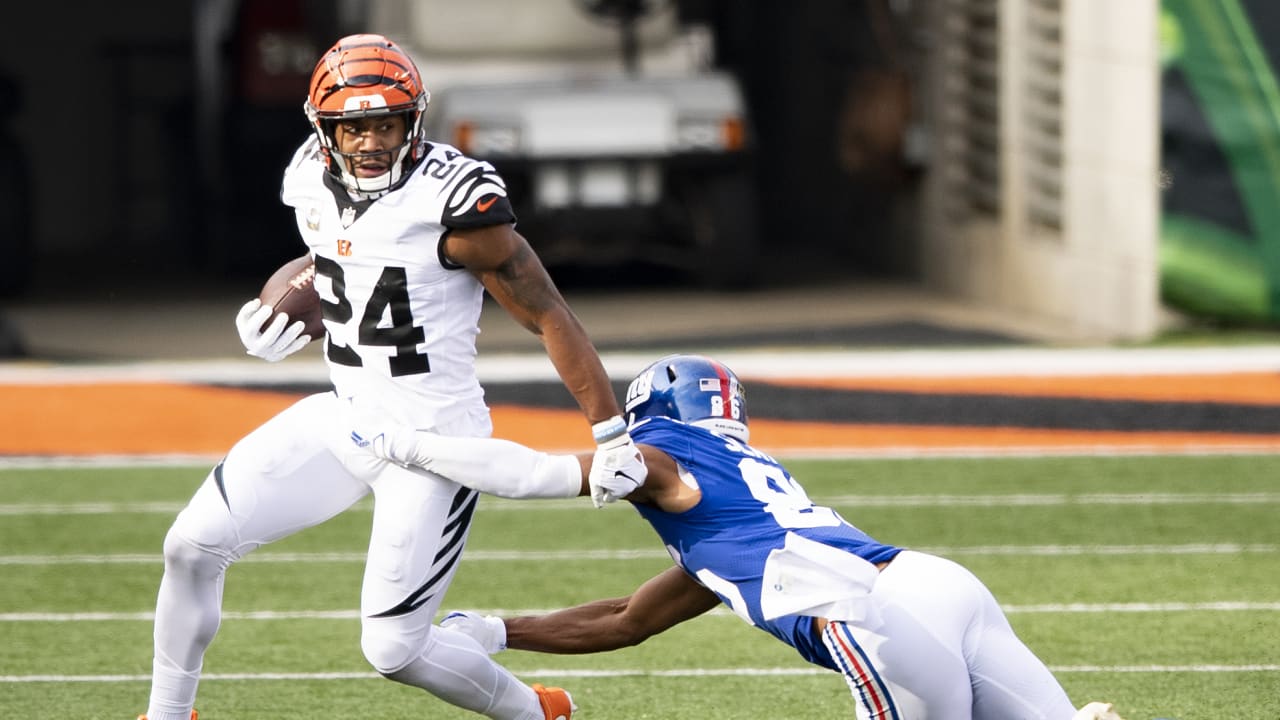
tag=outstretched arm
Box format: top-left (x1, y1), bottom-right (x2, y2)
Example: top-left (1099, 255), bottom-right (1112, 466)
top-left (445, 224), bottom-right (619, 424)
top-left (363, 428), bottom-right (693, 508)
top-left (367, 429), bottom-right (591, 499)
top-left (445, 223), bottom-right (648, 506)
top-left (504, 566), bottom-right (722, 653)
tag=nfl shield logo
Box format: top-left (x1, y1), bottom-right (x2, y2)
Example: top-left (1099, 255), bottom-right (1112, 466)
top-left (341, 206), bottom-right (356, 228)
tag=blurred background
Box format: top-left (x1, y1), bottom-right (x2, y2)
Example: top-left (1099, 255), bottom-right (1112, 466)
top-left (1, 0), bottom-right (1279, 359)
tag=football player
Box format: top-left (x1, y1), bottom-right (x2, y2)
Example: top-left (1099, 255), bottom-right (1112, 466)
top-left (353, 353), bottom-right (1129, 720)
top-left (138, 34), bottom-right (643, 720)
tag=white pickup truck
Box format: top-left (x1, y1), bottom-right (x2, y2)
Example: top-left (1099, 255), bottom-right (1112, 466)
top-left (370, 0), bottom-right (759, 288)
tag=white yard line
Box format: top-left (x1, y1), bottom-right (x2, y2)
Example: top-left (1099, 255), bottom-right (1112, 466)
top-left (813, 493), bottom-right (1280, 507)
top-left (0, 455), bottom-right (223, 469)
top-left (4, 493), bottom-right (1278, 516)
top-left (3, 663), bottom-right (1277, 683)
top-left (0, 501), bottom-right (190, 515)
top-left (1002, 602), bottom-right (1280, 613)
top-left (1, 544), bottom-right (1275, 567)
top-left (4, 601), bottom-right (1279, 623)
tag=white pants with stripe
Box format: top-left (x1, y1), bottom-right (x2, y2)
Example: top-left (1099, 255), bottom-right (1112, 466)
top-left (821, 550), bottom-right (1077, 720)
top-left (145, 392), bottom-right (547, 720)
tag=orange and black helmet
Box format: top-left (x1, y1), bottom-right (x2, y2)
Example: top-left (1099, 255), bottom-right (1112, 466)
top-left (304, 34), bottom-right (429, 197)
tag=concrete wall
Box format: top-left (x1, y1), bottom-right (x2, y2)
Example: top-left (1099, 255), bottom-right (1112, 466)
top-left (922, 0), bottom-right (1161, 342)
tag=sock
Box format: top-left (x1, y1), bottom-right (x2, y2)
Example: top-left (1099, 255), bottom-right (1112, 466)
top-left (386, 624), bottom-right (542, 719)
top-left (144, 530), bottom-right (228, 720)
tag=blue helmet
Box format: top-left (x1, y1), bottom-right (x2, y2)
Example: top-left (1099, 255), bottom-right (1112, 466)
top-left (624, 354), bottom-right (749, 442)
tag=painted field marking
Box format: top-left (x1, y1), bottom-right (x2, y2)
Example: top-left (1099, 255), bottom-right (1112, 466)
top-left (3, 664), bottom-right (1277, 683)
top-left (1, 543), bottom-right (1276, 568)
top-left (4, 601), bottom-right (1279, 623)
top-left (4, 492), bottom-right (1279, 517)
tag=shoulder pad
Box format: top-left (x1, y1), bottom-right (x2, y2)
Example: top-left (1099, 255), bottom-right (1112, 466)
top-left (419, 145), bottom-right (517, 228)
top-left (286, 137), bottom-right (324, 173)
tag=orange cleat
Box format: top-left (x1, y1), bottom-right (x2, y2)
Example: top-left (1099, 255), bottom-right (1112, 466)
top-left (532, 683), bottom-right (575, 720)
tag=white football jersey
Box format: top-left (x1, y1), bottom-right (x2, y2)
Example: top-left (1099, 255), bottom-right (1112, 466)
top-left (280, 137), bottom-right (517, 427)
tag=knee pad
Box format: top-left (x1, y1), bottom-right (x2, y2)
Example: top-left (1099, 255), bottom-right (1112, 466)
top-left (361, 619), bottom-right (434, 676)
top-left (162, 526), bottom-right (229, 580)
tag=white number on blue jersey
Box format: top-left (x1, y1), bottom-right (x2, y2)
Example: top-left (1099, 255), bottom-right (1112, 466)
top-left (739, 458), bottom-right (840, 529)
top-left (694, 567), bottom-right (754, 623)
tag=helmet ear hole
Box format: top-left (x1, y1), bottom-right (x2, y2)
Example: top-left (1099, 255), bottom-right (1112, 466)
top-left (318, 119), bottom-right (339, 147)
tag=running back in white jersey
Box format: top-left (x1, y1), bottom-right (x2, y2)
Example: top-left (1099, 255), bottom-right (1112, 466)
top-left (280, 137), bottom-right (515, 427)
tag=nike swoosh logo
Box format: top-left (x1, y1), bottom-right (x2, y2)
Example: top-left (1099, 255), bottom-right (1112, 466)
top-left (613, 470), bottom-right (639, 483)
top-left (476, 196), bottom-right (497, 212)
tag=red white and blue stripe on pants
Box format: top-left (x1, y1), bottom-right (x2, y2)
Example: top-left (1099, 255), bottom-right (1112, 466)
top-left (822, 620), bottom-right (901, 720)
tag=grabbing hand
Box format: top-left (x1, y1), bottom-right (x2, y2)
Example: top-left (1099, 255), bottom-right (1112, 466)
top-left (441, 611), bottom-right (507, 654)
top-left (349, 423), bottom-right (428, 469)
top-left (588, 417), bottom-right (647, 508)
top-left (236, 298), bottom-right (310, 362)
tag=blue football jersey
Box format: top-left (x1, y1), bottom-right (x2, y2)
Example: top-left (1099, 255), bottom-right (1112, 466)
top-left (629, 417), bottom-right (901, 670)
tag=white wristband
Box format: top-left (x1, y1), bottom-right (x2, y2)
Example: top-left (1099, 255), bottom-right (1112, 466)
top-left (591, 415), bottom-right (628, 444)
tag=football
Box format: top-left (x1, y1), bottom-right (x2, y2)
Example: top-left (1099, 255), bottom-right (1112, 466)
top-left (258, 254), bottom-right (325, 340)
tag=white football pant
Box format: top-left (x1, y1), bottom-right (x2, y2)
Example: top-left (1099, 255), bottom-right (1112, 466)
top-left (822, 550), bottom-right (1077, 720)
top-left (144, 392), bottom-right (548, 720)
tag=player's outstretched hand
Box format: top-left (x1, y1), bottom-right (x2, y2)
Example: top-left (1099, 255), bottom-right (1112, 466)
top-left (589, 417), bottom-right (647, 508)
top-left (441, 611), bottom-right (507, 654)
top-left (349, 423), bottom-right (429, 469)
top-left (235, 298), bottom-right (310, 362)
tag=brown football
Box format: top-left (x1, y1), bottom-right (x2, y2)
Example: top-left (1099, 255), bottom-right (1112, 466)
top-left (258, 254), bottom-right (325, 340)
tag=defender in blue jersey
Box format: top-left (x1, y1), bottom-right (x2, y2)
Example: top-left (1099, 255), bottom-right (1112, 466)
top-left (353, 354), bottom-right (1127, 720)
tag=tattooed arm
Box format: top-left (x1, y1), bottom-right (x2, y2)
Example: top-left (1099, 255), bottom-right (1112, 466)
top-left (443, 223), bottom-right (621, 425)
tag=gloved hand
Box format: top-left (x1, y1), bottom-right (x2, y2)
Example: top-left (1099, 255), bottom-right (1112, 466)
top-left (441, 611), bottom-right (507, 654)
top-left (349, 423), bottom-right (425, 468)
top-left (236, 298), bottom-right (310, 362)
top-left (588, 416), bottom-right (647, 508)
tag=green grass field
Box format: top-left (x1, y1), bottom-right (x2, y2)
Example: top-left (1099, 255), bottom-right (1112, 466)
top-left (2, 454), bottom-right (1278, 719)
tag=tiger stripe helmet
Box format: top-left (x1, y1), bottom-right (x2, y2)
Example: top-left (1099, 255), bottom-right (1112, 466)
top-left (304, 34), bottom-right (429, 198)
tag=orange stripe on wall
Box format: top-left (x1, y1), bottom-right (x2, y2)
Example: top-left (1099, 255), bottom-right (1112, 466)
top-left (768, 372), bottom-right (1280, 404)
top-left (494, 407), bottom-right (1280, 454)
top-left (1, 384), bottom-right (298, 455)
top-left (3, 384), bottom-right (1278, 457)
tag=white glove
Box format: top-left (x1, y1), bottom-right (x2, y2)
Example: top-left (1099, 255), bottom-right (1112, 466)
top-left (349, 423), bottom-right (584, 499)
top-left (350, 424), bottom-right (421, 468)
top-left (588, 416), bottom-right (647, 508)
top-left (236, 298), bottom-right (311, 362)
top-left (441, 611), bottom-right (507, 654)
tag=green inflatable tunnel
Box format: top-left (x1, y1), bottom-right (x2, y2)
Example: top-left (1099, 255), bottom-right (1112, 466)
top-left (1161, 0), bottom-right (1280, 324)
